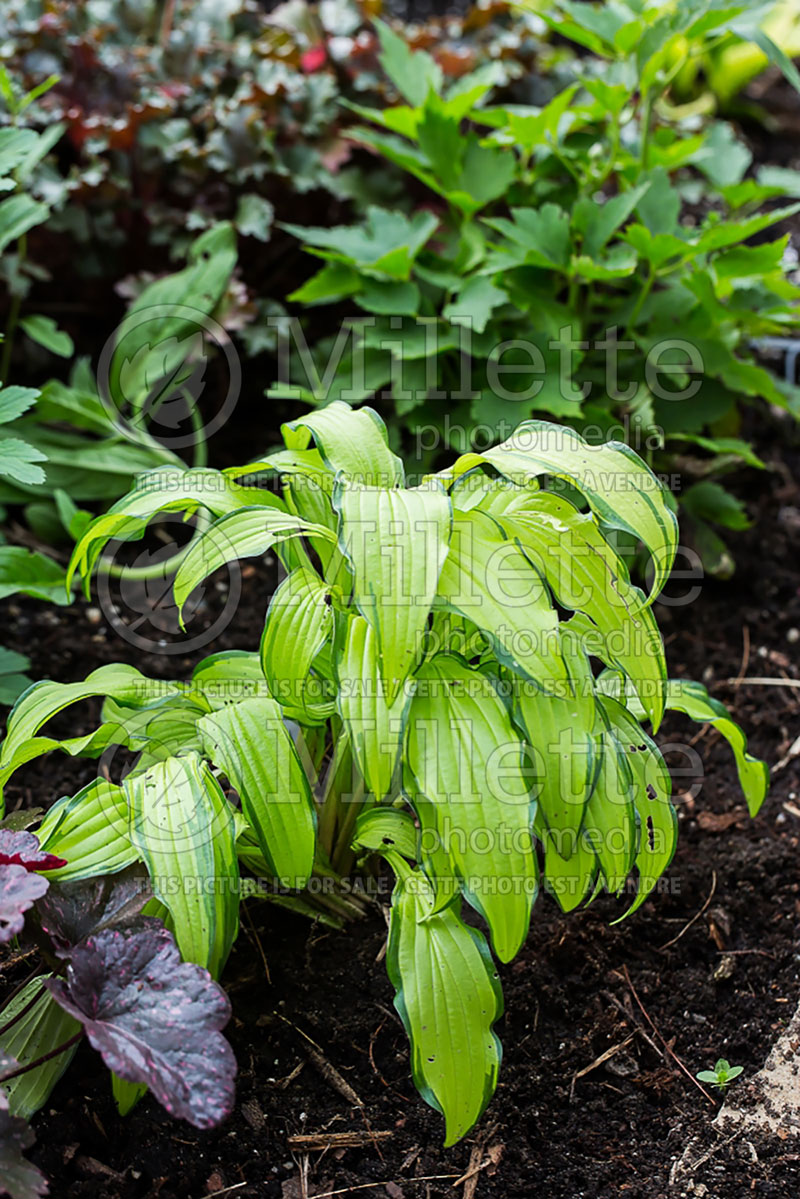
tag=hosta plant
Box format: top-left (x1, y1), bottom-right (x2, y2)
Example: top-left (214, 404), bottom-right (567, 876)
top-left (0, 403), bottom-right (767, 1145)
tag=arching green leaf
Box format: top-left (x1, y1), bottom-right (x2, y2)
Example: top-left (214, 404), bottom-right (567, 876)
top-left (36, 779), bottom-right (139, 881)
top-left (352, 806), bottom-right (419, 861)
top-left (439, 423), bottom-right (677, 603)
top-left (261, 567), bottom-right (335, 724)
top-left (124, 754), bottom-right (238, 975)
top-left (336, 614), bottom-right (414, 800)
top-left (282, 401), bottom-right (404, 488)
top-left (600, 696), bottom-right (676, 918)
top-left (582, 715), bottom-right (636, 895)
top-left (664, 680), bottom-right (768, 817)
top-left (67, 467), bottom-right (280, 592)
top-left (435, 509), bottom-right (567, 689)
top-left (514, 674), bottom-right (597, 850)
top-left (191, 651), bottom-right (266, 710)
top-left (485, 488), bottom-right (666, 728)
top-left (386, 868), bottom-right (502, 1147)
top-left (198, 696), bottom-right (316, 888)
top-left (0, 664), bottom-right (154, 811)
top-left (540, 817), bottom-right (598, 914)
top-left (336, 483), bottom-right (451, 700)
top-left (405, 654), bottom-right (538, 962)
top-left (173, 507), bottom-right (334, 621)
top-left (0, 977), bottom-right (81, 1118)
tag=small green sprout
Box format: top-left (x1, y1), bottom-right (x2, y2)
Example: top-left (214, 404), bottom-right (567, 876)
top-left (697, 1059), bottom-right (744, 1092)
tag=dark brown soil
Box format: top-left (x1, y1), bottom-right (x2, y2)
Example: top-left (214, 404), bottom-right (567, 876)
top-left (1, 404), bottom-right (799, 1199)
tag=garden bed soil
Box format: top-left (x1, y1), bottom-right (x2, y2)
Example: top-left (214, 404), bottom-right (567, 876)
top-left (0, 409), bottom-right (799, 1199)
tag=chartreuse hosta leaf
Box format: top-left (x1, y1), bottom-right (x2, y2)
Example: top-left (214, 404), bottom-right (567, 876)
top-left (0, 663), bottom-right (153, 812)
top-left (101, 694), bottom-right (206, 770)
top-left (483, 488), bottom-right (666, 728)
top-left (405, 654), bottom-right (538, 963)
top-left (190, 650), bottom-right (266, 709)
top-left (599, 673), bottom-right (769, 819)
top-left (198, 696), bottom-right (316, 887)
top-left (437, 422), bottom-right (678, 604)
top-left (513, 669), bottom-right (597, 852)
top-left (336, 482), bottom-right (451, 701)
top-left (664, 680), bottom-right (768, 817)
top-left (539, 809), bottom-right (598, 914)
top-left (282, 401), bottom-right (404, 488)
top-left (582, 712), bottom-right (636, 896)
top-left (36, 779), bottom-right (139, 881)
top-left (435, 508), bottom-right (568, 690)
top-left (384, 863), bottom-right (503, 1148)
top-left (599, 696), bottom-right (677, 919)
top-left (352, 806), bottom-right (418, 861)
top-left (123, 753), bottom-right (238, 975)
top-left (271, 450), bottom-right (339, 572)
top-left (336, 614), bottom-right (414, 800)
top-left (261, 566), bottom-right (335, 724)
top-left (173, 506), bottom-right (335, 621)
top-left (67, 467), bottom-right (280, 593)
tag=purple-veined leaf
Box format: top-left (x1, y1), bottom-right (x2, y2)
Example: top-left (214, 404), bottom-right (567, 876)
top-left (35, 867), bottom-right (149, 957)
top-left (0, 1090), bottom-right (48, 1199)
top-left (0, 831), bottom-right (65, 873)
top-left (45, 920), bottom-right (236, 1129)
top-left (0, 866), bottom-right (48, 945)
top-left (0, 1083), bottom-right (48, 1199)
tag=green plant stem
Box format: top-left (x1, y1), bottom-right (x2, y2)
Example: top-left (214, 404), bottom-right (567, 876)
top-left (624, 266), bottom-right (656, 340)
top-left (188, 394), bottom-right (208, 468)
top-left (0, 1031), bottom-right (83, 1085)
top-left (317, 728), bottom-right (351, 859)
top-left (595, 112), bottom-right (621, 189)
top-left (330, 777), bottom-right (367, 876)
top-left (639, 90), bottom-right (654, 173)
top-left (0, 231), bottom-right (27, 385)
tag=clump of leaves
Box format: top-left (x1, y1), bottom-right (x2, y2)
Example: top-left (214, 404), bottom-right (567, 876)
top-left (273, 5), bottom-right (800, 573)
top-left (0, 219), bottom-right (240, 702)
top-left (0, 402), bottom-right (768, 1144)
top-left (697, 1057), bottom-right (744, 1092)
top-left (0, 829), bottom-right (236, 1197)
top-left (0, 77), bottom-right (70, 382)
top-left (0, 0), bottom-right (546, 273)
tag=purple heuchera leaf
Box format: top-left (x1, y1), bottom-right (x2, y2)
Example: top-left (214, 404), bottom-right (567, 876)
top-left (0, 1089), bottom-right (49, 1199)
top-left (0, 830), bottom-right (66, 874)
top-left (44, 921), bottom-right (236, 1129)
top-left (36, 868), bottom-right (149, 958)
top-left (0, 866), bottom-right (49, 945)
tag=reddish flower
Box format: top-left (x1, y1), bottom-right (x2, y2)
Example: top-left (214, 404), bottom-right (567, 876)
top-left (301, 45), bottom-right (327, 73)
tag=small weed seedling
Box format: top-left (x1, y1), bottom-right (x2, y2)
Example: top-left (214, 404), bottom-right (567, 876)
top-left (697, 1058), bottom-right (744, 1093)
